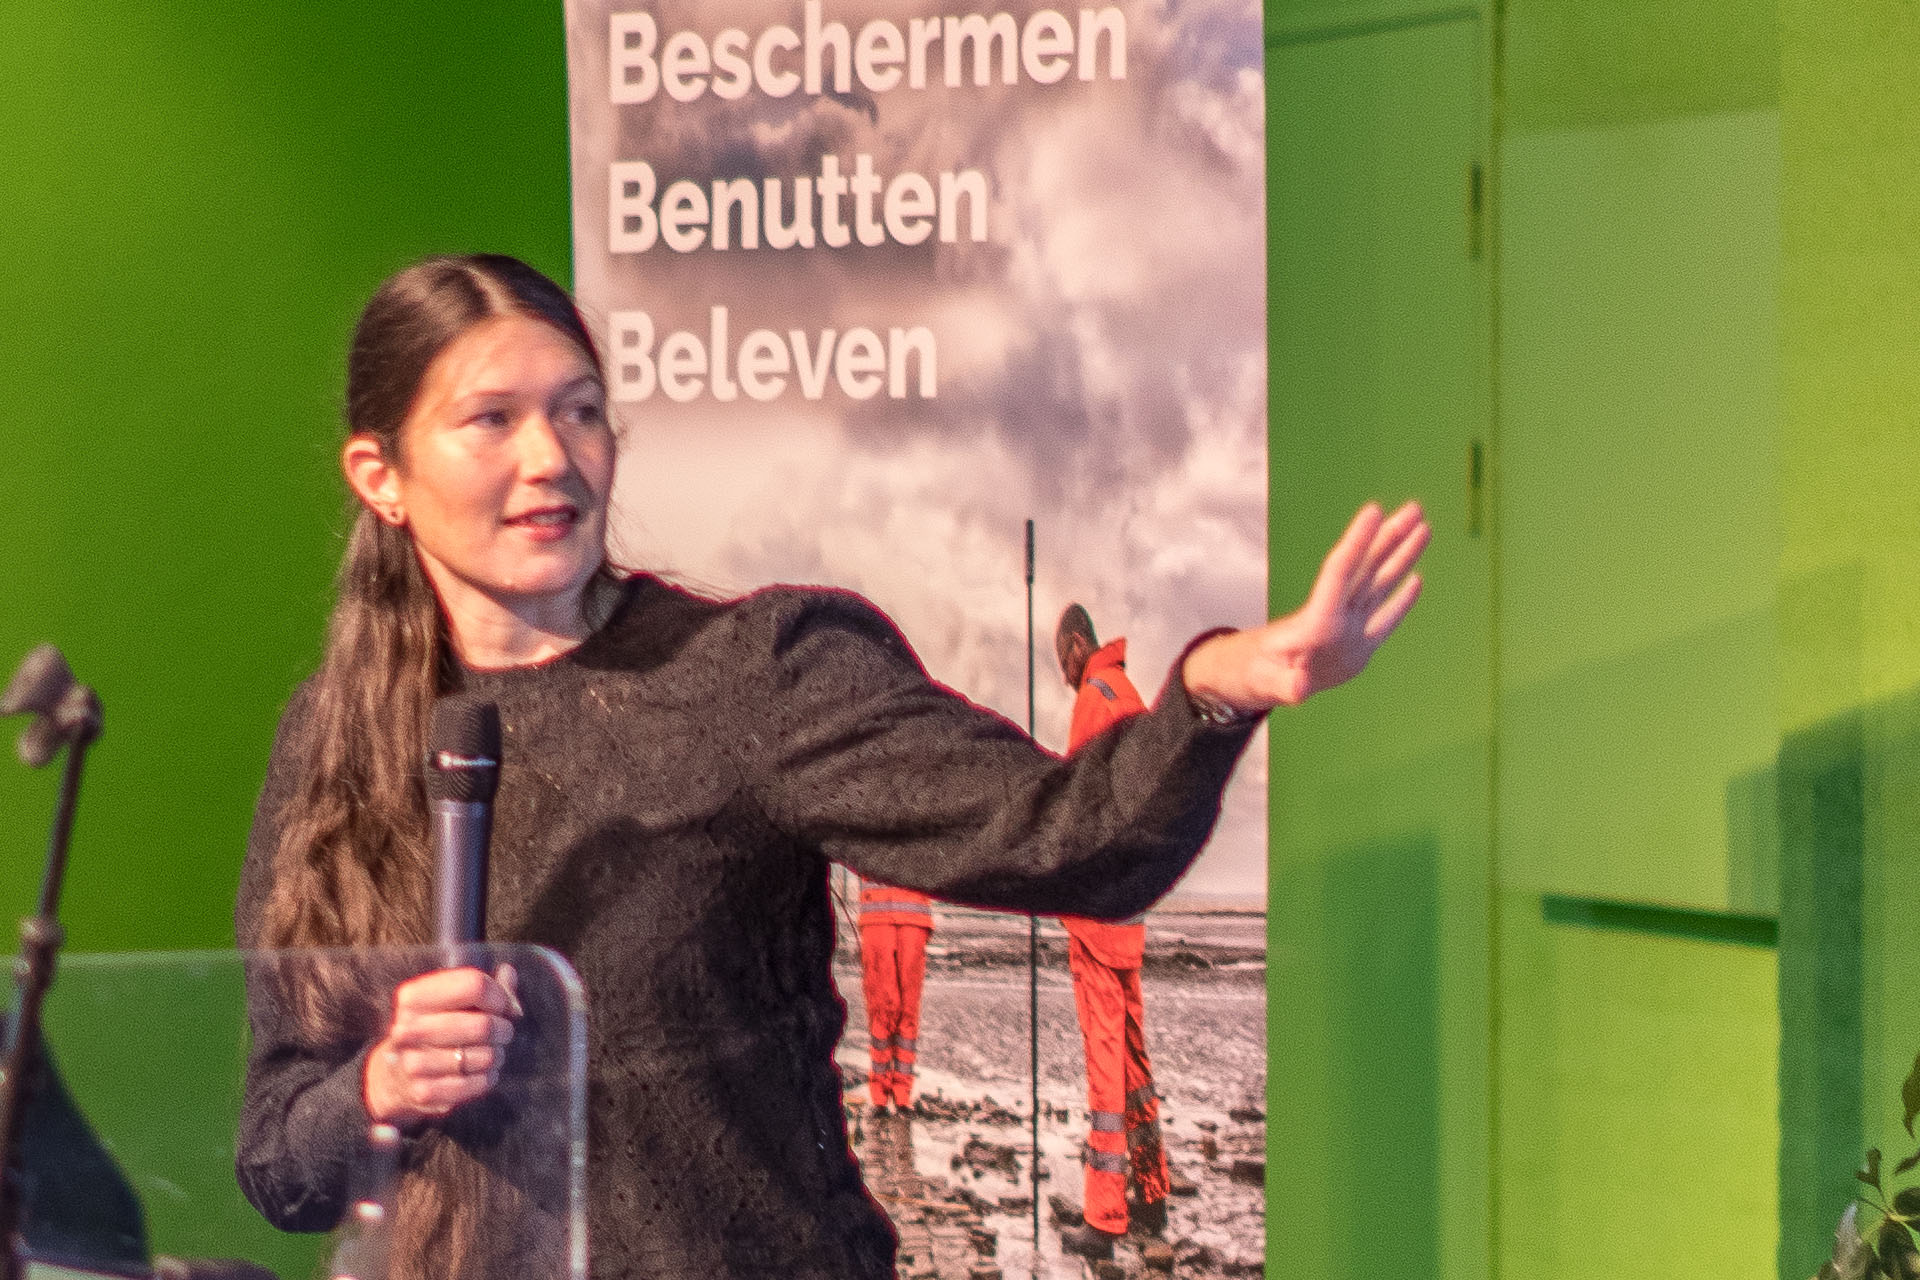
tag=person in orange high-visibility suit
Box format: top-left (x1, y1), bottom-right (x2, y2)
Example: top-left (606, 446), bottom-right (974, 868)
top-left (1054, 604), bottom-right (1171, 1255)
top-left (857, 880), bottom-right (935, 1110)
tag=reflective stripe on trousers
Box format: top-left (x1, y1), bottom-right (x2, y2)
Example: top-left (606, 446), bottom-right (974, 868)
top-left (860, 900), bottom-right (933, 920)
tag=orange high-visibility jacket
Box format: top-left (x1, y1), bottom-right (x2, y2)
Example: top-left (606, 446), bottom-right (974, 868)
top-left (1063, 639), bottom-right (1147, 969)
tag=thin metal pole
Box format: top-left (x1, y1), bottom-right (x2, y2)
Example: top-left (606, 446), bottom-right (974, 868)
top-left (0, 693), bottom-right (98, 1280)
top-left (1024, 519), bottom-right (1040, 1274)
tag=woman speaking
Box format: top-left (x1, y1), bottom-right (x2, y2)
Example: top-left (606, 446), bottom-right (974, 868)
top-left (232, 254), bottom-right (1428, 1279)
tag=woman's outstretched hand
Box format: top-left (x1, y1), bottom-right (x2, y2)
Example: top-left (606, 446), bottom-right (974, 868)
top-left (1182, 501), bottom-right (1430, 715)
top-left (363, 963), bottom-right (522, 1128)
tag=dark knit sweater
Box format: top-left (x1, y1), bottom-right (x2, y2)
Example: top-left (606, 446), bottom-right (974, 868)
top-left (233, 577), bottom-right (1255, 1279)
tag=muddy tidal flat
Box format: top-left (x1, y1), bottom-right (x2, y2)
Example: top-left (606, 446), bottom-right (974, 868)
top-left (834, 908), bottom-right (1266, 1280)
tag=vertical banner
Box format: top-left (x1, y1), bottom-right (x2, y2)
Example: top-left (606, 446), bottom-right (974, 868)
top-left (567, 2), bottom-right (1267, 1274)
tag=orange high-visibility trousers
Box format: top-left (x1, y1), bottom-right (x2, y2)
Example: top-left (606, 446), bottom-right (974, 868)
top-left (1068, 932), bottom-right (1168, 1233)
top-left (859, 921), bottom-right (931, 1106)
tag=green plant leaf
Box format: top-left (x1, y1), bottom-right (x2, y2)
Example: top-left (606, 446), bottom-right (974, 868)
top-left (1880, 1217), bottom-right (1920, 1280)
top-left (1898, 1150), bottom-right (1920, 1179)
top-left (1904, 1053), bottom-right (1920, 1138)
top-left (1895, 1188), bottom-right (1920, 1219)
top-left (1863, 1149), bottom-right (1887, 1194)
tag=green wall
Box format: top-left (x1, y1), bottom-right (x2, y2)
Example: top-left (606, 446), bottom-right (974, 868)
top-left (1262, 0), bottom-right (1920, 1277)
top-left (0, 0), bottom-right (573, 952)
top-left (1777, 2), bottom-right (1920, 1277)
top-left (0, 1), bottom-right (572, 1266)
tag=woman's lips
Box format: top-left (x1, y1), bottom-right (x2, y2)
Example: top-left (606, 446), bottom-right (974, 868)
top-left (504, 505), bottom-right (581, 540)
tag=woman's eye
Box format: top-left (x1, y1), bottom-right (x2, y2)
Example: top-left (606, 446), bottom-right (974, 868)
top-left (566, 401), bottom-right (607, 426)
top-left (470, 409), bottom-right (510, 428)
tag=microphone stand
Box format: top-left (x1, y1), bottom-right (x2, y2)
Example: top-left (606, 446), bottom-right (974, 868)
top-left (0, 646), bottom-right (103, 1280)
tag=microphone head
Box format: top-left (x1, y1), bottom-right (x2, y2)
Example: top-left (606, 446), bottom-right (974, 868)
top-left (426, 696), bottom-right (501, 803)
top-left (2, 646), bottom-right (75, 720)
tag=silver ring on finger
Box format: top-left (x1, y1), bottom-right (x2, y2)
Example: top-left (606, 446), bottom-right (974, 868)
top-left (454, 1046), bottom-right (467, 1075)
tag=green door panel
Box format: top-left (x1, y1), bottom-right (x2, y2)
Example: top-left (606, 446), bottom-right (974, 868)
top-left (1493, 86), bottom-right (1782, 1280)
top-left (1495, 901), bottom-right (1779, 1280)
top-left (1267, 15), bottom-right (1490, 1280)
top-left (1496, 107), bottom-right (1781, 912)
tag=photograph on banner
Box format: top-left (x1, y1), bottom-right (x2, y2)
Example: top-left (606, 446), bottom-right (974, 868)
top-left (565, 1), bottom-right (1266, 1274)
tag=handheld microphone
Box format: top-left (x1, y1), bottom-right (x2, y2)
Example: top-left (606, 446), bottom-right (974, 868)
top-left (426, 695), bottom-right (500, 960)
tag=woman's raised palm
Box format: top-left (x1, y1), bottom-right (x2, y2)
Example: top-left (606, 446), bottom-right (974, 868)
top-left (1183, 501), bottom-right (1430, 713)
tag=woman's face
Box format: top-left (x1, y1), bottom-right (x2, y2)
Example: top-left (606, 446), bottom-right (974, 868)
top-left (357, 313), bottom-right (615, 631)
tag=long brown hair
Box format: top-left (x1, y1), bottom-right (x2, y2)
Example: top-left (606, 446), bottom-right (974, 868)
top-left (260, 255), bottom-right (608, 1276)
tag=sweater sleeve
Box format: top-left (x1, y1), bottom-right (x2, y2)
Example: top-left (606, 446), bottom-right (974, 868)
top-left (746, 589), bottom-right (1257, 918)
top-left (232, 684), bottom-right (377, 1233)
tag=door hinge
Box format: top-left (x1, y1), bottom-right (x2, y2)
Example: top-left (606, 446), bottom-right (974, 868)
top-left (1467, 160), bottom-right (1486, 261)
top-left (1468, 438), bottom-right (1486, 537)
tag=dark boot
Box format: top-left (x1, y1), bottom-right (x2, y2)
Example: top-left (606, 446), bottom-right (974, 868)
top-left (1128, 1196), bottom-right (1169, 1237)
top-left (1059, 1223), bottom-right (1120, 1260)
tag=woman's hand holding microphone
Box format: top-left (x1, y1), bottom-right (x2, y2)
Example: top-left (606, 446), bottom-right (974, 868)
top-left (362, 963), bottom-right (522, 1127)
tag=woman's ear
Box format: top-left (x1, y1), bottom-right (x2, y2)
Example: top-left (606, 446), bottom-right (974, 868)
top-left (343, 435), bottom-right (406, 526)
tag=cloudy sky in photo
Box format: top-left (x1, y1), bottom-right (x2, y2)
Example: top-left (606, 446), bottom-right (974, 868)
top-left (567, 0), bottom-right (1268, 899)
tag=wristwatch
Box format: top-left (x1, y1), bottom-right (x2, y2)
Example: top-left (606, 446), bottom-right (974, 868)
top-left (1179, 626), bottom-right (1262, 727)
top-left (1186, 687), bottom-right (1259, 728)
